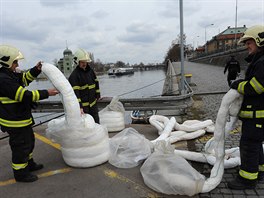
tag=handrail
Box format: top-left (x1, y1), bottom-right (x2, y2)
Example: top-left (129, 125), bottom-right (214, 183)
top-left (33, 83), bottom-right (194, 113)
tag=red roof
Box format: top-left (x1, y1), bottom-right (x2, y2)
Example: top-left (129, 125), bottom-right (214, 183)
top-left (217, 33), bottom-right (243, 40)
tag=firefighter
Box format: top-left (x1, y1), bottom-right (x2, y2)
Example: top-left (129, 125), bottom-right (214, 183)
top-left (224, 55), bottom-right (241, 86)
top-left (228, 25), bottom-right (264, 189)
top-left (68, 48), bottom-right (101, 123)
top-left (0, 45), bottom-right (59, 182)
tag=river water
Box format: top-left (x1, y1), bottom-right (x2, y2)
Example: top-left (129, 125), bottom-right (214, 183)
top-left (29, 69), bottom-right (166, 99)
top-left (28, 61), bottom-right (235, 126)
top-left (29, 69), bottom-right (166, 125)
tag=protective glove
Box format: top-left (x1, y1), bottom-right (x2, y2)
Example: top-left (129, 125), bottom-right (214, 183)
top-left (230, 79), bottom-right (244, 89)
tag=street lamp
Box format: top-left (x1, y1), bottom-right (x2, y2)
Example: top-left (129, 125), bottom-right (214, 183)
top-left (234, 0), bottom-right (238, 50)
top-left (205, 23), bottom-right (214, 54)
top-left (196, 35), bottom-right (200, 49)
top-left (192, 36), bottom-right (200, 50)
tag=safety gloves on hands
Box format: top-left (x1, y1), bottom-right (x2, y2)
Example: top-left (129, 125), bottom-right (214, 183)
top-left (230, 79), bottom-right (244, 89)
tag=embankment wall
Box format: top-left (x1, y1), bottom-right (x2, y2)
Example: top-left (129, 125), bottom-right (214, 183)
top-left (189, 48), bottom-right (248, 70)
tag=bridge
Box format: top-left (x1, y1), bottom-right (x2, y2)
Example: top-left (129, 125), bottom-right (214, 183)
top-left (132, 64), bottom-right (165, 71)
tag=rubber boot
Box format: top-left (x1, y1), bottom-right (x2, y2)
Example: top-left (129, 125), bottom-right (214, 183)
top-left (28, 159), bottom-right (44, 172)
top-left (14, 167), bottom-right (38, 182)
top-left (227, 175), bottom-right (257, 190)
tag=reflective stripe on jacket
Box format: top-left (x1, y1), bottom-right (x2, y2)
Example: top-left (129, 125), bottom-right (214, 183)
top-left (0, 67), bottom-right (49, 129)
top-left (237, 52), bottom-right (264, 119)
top-left (68, 65), bottom-right (100, 109)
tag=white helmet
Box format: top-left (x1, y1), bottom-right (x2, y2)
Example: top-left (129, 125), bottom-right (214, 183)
top-left (74, 48), bottom-right (92, 64)
top-left (0, 45), bottom-right (24, 68)
top-left (238, 25), bottom-right (264, 47)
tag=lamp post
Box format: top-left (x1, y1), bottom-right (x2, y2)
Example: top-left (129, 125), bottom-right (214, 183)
top-left (192, 36), bottom-right (200, 50)
top-left (179, 0), bottom-right (185, 93)
top-left (204, 23), bottom-right (214, 54)
top-left (196, 35), bottom-right (200, 49)
top-left (234, 0), bottom-right (238, 50)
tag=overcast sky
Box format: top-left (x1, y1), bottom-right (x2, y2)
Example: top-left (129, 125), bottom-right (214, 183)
top-left (0, 0), bottom-right (263, 69)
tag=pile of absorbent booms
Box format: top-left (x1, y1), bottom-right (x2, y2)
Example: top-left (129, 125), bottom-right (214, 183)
top-left (42, 63), bottom-right (110, 168)
top-left (99, 96), bottom-right (126, 132)
top-left (41, 63), bottom-right (247, 196)
top-left (108, 89), bottom-right (244, 196)
top-left (46, 114), bottom-right (110, 167)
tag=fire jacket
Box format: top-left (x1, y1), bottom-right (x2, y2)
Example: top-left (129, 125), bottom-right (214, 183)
top-left (236, 51), bottom-right (264, 119)
top-left (224, 58), bottom-right (240, 74)
top-left (68, 65), bottom-right (100, 111)
top-left (0, 67), bottom-right (49, 130)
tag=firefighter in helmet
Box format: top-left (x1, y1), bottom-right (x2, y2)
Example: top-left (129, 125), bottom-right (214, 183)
top-left (228, 25), bottom-right (264, 189)
top-left (68, 48), bottom-right (101, 123)
top-left (0, 45), bottom-right (59, 182)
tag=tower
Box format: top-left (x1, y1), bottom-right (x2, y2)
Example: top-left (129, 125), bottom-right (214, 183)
top-left (57, 47), bottom-right (75, 78)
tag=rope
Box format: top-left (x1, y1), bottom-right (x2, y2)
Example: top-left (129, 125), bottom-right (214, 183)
top-left (0, 135), bottom-right (9, 140)
top-left (118, 76), bottom-right (168, 97)
top-left (32, 113), bottom-right (65, 128)
top-left (33, 112), bottom-right (59, 119)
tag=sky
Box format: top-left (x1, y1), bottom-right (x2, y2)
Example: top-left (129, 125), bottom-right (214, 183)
top-left (0, 0), bottom-right (263, 69)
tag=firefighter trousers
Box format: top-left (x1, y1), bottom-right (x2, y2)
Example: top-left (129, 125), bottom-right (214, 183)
top-left (240, 119), bottom-right (264, 174)
top-left (6, 126), bottom-right (35, 176)
top-left (227, 71), bottom-right (238, 86)
top-left (84, 104), bottom-right (100, 124)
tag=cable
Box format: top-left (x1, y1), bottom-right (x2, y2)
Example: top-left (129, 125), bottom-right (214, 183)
top-left (33, 113), bottom-right (65, 128)
top-left (118, 76), bottom-right (170, 97)
top-left (0, 113), bottom-right (65, 141)
top-left (0, 135), bottom-right (9, 140)
top-left (33, 112), bottom-right (58, 119)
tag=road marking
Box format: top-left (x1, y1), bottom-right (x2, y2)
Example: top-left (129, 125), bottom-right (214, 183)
top-left (0, 168), bottom-right (72, 187)
top-left (34, 132), bottom-right (61, 150)
top-left (0, 133), bottom-right (67, 187)
top-left (38, 168), bottom-right (72, 178)
top-left (0, 179), bottom-right (16, 186)
top-left (103, 168), bottom-right (159, 198)
top-left (34, 131), bottom-right (156, 197)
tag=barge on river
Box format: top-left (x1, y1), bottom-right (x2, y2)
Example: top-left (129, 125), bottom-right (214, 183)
top-left (108, 68), bottom-right (134, 76)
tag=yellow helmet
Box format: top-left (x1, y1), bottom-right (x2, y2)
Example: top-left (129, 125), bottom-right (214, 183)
top-left (74, 48), bottom-right (92, 64)
top-left (238, 25), bottom-right (264, 47)
top-left (0, 45), bottom-right (24, 68)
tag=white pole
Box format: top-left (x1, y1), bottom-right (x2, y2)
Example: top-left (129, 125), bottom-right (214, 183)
top-left (234, 0), bottom-right (238, 50)
top-left (205, 24), bottom-right (214, 54)
top-left (179, 0), bottom-right (185, 93)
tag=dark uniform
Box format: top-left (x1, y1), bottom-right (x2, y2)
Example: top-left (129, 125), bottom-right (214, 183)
top-left (224, 56), bottom-right (241, 86)
top-left (231, 50), bottom-right (264, 184)
top-left (68, 64), bottom-right (101, 123)
top-left (0, 66), bottom-right (49, 181)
